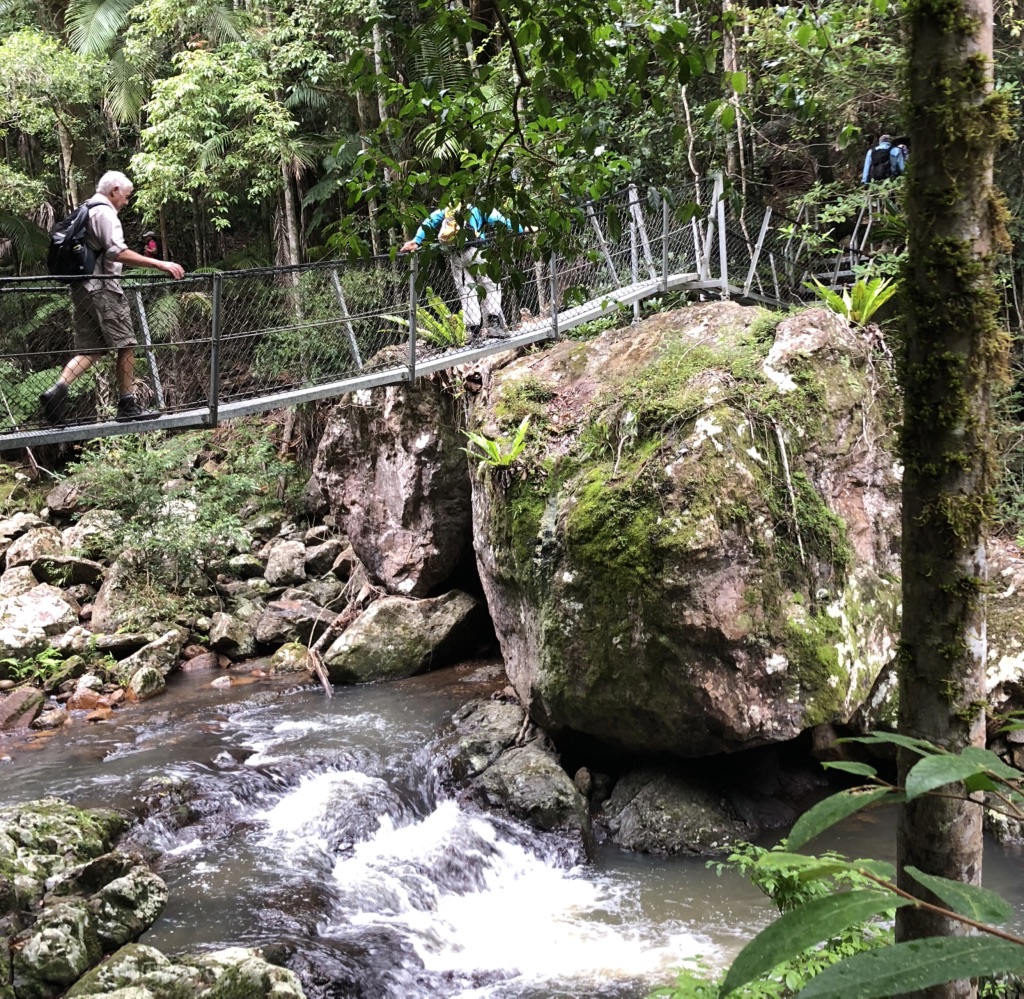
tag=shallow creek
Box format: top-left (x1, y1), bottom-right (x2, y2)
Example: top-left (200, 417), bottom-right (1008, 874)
top-left (1, 661), bottom-right (1022, 998)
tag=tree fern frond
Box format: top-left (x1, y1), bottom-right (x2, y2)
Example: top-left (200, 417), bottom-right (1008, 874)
top-left (66, 0), bottom-right (138, 54)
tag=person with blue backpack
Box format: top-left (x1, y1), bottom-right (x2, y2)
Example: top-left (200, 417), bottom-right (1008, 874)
top-left (400, 203), bottom-right (521, 342)
top-left (862, 134), bottom-right (906, 184)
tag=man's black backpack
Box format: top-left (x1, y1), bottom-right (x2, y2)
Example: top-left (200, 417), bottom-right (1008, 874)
top-left (869, 146), bottom-right (893, 181)
top-left (47, 199), bottom-right (99, 282)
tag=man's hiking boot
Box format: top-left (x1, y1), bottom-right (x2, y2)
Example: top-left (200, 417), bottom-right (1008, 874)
top-left (39, 383), bottom-right (68, 425)
top-left (116, 394), bottom-right (158, 422)
top-left (467, 324), bottom-right (482, 344)
top-left (487, 315), bottom-right (507, 337)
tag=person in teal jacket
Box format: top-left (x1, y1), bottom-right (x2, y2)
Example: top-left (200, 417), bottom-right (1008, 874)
top-left (400, 204), bottom-right (517, 342)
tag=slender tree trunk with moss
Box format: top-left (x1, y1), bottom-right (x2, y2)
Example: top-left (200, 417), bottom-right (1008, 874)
top-left (897, 0), bottom-right (1007, 996)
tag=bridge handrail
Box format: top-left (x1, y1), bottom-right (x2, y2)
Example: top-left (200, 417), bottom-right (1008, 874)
top-left (0, 177), bottom-right (856, 451)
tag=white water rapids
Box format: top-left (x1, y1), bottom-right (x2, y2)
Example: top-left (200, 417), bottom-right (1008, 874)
top-left (0, 663), bottom-right (781, 998)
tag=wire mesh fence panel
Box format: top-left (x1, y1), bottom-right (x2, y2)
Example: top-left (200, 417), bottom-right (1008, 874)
top-left (0, 176), bottom-right (851, 444)
top-left (128, 273), bottom-right (214, 413)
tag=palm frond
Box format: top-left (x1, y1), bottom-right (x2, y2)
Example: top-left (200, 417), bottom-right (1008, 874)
top-left (204, 5), bottom-right (242, 45)
top-left (0, 212), bottom-right (48, 266)
top-left (198, 133), bottom-right (232, 172)
top-left (104, 47), bottom-right (153, 122)
top-left (285, 85), bottom-right (328, 109)
top-left (66, 0), bottom-right (138, 54)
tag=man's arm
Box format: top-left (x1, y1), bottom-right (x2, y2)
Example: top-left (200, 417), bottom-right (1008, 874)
top-left (114, 248), bottom-right (185, 279)
top-left (862, 149), bottom-right (873, 185)
top-left (400, 209), bottom-right (445, 252)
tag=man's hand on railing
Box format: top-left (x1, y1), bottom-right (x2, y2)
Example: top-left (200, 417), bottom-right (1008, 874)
top-left (400, 239), bottom-right (419, 253)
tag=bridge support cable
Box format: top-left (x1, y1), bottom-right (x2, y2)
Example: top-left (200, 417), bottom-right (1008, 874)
top-left (743, 208), bottom-right (773, 300)
top-left (329, 269), bottom-right (364, 371)
top-left (549, 254), bottom-right (560, 341)
top-left (407, 254), bottom-right (417, 383)
top-left (133, 291), bottom-right (166, 410)
top-left (586, 204), bottom-right (621, 287)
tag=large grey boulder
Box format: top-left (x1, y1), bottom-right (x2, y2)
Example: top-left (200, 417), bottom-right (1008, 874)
top-left (31, 555), bottom-right (105, 587)
top-left (446, 699), bottom-right (527, 780)
top-left (0, 566), bottom-right (38, 598)
top-left (0, 584), bottom-right (80, 663)
top-left (601, 768), bottom-right (752, 856)
top-left (322, 590), bottom-right (484, 683)
top-left (66, 943), bottom-right (307, 998)
top-left (61, 510), bottom-right (123, 561)
top-left (209, 612), bottom-right (257, 659)
top-left (471, 303), bottom-right (902, 756)
top-left (311, 375), bottom-right (472, 597)
top-left (6, 527), bottom-right (62, 569)
top-left (254, 599), bottom-right (337, 647)
top-left (468, 741), bottom-right (590, 837)
top-left (263, 540), bottom-right (306, 586)
top-left (114, 630), bottom-right (186, 682)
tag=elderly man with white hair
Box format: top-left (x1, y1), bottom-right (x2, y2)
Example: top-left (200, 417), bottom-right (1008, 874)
top-left (40, 170), bottom-right (185, 424)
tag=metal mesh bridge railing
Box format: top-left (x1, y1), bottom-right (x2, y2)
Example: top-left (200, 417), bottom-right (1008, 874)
top-left (0, 177), bottom-right (835, 450)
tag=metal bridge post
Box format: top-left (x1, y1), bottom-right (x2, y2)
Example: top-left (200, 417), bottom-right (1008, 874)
top-left (208, 273), bottom-right (222, 428)
top-left (662, 198), bottom-right (670, 293)
top-left (329, 269), bottom-right (363, 371)
top-left (549, 254), bottom-right (560, 341)
top-left (716, 176), bottom-right (730, 300)
top-left (629, 185), bottom-right (640, 322)
top-left (407, 254), bottom-right (417, 381)
top-left (133, 290), bottom-right (165, 410)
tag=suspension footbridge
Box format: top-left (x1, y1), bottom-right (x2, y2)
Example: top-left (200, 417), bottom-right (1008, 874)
top-left (0, 177), bottom-right (864, 452)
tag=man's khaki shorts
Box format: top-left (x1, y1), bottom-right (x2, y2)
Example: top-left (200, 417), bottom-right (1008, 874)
top-left (70, 287), bottom-right (137, 352)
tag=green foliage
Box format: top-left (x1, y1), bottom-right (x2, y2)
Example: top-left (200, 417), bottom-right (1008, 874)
top-left (385, 287), bottom-right (466, 347)
top-left (65, 420), bottom-right (297, 599)
top-left (463, 417), bottom-right (531, 471)
top-left (653, 731), bottom-right (1024, 999)
top-left (804, 277), bottom-right (898, 327)
top-left (0, 647), bottom-right (65, 685)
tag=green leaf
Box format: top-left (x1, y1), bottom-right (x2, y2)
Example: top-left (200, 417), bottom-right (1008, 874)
top-left (786, 787), bottom-right (894, 851)
top-left (730, 70), bottom-right (747, 94)
top-left (905, 754), bottom-right (986, 801)
top-left (904, 866), bottom-right (1015, 924)
top-left (844, 732), bottom-right (938, 755)
top-left (794, 936), bottom-right (1024, 999)
top-left (722, 891), bottom-right (908, 996)
top-left (960, 745), bottom-right (1023, 781)
top-left (821, 762), bottom-right (879, 778)
top-left (720, 104), bottom-right (736, 130)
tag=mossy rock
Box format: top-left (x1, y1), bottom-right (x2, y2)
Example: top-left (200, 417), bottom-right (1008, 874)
top-left (472, 302), bottom-right (902, 756)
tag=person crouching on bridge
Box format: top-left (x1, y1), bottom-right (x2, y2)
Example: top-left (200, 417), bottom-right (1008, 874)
top-left (400, 203), bottom-right (517, 343)
top-left (40, 171), bottom-right (185, 425)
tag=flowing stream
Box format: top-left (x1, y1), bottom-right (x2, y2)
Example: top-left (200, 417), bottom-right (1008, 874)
top-left (2, 661), bottom-right (1022, 998)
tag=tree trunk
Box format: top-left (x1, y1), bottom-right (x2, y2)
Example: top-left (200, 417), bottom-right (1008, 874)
top-left (897, 0), bottom-right (1005, 997)
top-left (279, 158), bottom-right (302, 269)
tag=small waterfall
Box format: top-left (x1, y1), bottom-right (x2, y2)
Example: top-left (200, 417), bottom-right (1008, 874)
top-left (0, 669), bottom-right (766, 999)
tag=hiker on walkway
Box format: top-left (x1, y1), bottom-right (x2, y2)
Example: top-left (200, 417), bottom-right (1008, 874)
top-left (40, 171), bottom-right (185, 424)
top-left (400, 204), bottom-right (519, 342)
top-left (862, 134), bottom-right (906, 185)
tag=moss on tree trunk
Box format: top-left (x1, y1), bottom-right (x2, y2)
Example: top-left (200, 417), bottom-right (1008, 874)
top-left (897, 0), bottom-right (1010, 993)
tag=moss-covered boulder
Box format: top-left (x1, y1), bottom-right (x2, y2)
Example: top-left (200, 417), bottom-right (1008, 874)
top-left (471, 302), bottom-right (902, 756)
top-left (323, 590), bottom-right (485, 683)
